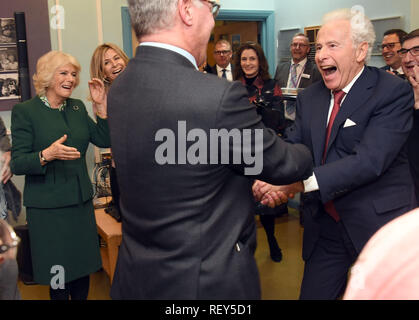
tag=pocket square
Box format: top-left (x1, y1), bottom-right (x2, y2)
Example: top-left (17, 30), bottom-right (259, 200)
top-left (344, 118), bottom-right (357, 128)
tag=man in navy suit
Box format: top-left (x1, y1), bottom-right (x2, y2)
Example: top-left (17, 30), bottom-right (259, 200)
top-left (254, 8), bottom-right (416, 299)
top-left (380, 29), bottom-right (407, 79)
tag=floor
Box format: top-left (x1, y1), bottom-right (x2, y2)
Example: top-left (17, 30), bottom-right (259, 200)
top-left (17, 209), bottom-right (304, 300)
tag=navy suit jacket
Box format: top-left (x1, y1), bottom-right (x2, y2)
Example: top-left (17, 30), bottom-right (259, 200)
top-left (287, 66), bottom-right (416, 260)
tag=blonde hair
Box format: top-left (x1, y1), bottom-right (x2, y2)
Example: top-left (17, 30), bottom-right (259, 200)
top-left (33, 51), bottom-right (81, 96)
top-left (90, 43), bottom-right (129, 91)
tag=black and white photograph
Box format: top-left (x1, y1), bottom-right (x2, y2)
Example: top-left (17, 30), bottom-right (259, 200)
top-left (0, 18), bottom-right (16, 44)
top-left (0, 73), bottom-right (19, 100)
top-left (0, 46), bottom-right (18, 71)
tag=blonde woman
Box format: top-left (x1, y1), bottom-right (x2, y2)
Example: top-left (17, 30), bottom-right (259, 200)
top-left (10, 51), bottom-right (110, 300)
top-left (89, 43), bottom-right (129, 219)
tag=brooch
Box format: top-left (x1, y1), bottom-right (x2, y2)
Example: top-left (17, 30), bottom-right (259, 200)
top-left (73, 105), bottom-right (79, 111)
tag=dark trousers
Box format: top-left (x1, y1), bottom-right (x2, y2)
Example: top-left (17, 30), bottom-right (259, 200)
top-left (299, 213), bottom-right (358, 300)
top-left (49, 275), bottom-right (90, 300)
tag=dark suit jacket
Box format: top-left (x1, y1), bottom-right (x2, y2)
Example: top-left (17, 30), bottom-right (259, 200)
top-left (286, 67), bottom-right (416, 260)
top-left (380, 65), bottom-right (407, 80)
top-left (274, 59), bottom-right (322, 89)
top-left (10, 96), bottom-right (110, 208)
top-left (107, 45), bottom-right (313, 299)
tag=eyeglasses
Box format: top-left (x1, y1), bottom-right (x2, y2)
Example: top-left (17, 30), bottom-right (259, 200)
top-left (214, 50), bottom-right (231, 56)
top-left (380, 42), bottom-right (400, 50)
top-left (398, 46), bottom-right (419, 57)
top-left (291, 43), bottom-right (308, 49)
top-left (201, 0), bottom-right (220, 18)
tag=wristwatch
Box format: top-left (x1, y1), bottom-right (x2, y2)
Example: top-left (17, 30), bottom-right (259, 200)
top-left (39, 150), bottom-right (48, 163)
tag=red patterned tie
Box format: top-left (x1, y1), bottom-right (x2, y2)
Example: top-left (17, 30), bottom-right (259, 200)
top-left (323, 90), bottom-right (346, 222)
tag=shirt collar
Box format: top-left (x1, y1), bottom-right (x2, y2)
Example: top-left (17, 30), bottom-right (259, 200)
top-left (339, 66), bottom-right (365, 95)
top-left (39, 95), bottom-right (67, 111)
top-left (140, 42), bottom-right (198, 70)
top-left (217, 64), bottom-right (231, 72)
top-left (391, 66), bottom-right (404, 74)
top-left (292, 57), bottom-right (307, 67)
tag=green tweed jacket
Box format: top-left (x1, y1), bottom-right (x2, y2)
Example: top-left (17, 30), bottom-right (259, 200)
top-left (10, 96), bottom-right (110, 208)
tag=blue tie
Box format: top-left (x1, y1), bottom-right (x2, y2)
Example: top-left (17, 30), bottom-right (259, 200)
top-left (222, 69), bottom-right (227, 79)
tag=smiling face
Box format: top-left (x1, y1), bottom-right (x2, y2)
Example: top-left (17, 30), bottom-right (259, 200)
top-left (381, 33), bottom-right (402, 70)
top-left (401, 37), bottom-right (419, 79)
top-left (46, 63), bottom-right (77, 103)
top-left (103, 48), bottom-right (126, 82)
top-left (290, 35), bottom-right (311, 63)
top-left (214, 42), bottom-right (232, 69)
top-left (240, 48), bottom-right (259, 78)
top-left (315, 19), bottom-right (367, 91)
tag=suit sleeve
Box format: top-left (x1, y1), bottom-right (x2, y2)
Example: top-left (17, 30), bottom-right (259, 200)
top-left (314, 80), bottom-right (414, 203)
top-left (214, 81), bottom-right (313, 184)
top-left (10, 103), bottom-right (47, 176)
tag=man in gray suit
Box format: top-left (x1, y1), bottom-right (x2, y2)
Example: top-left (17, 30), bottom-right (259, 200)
top-left (107, 0), bottom-right (313, 300)
top-left (275, 33), bottom-right (322, 126)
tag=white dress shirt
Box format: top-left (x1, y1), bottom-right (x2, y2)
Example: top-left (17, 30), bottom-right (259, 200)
top-left (303, 66), bottom-right (365, 193)
top-left (286, 57), bottom-right (308, 89)
top-left (216, 64), bottom-right (233, 81)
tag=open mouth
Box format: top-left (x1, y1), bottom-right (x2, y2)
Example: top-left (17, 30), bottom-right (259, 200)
top-left (321, 65), bottom-right (337, 76)
top-left (112, 68), bottom-right (122, 75)
top-left (62, 84), bottom-right (72, 90)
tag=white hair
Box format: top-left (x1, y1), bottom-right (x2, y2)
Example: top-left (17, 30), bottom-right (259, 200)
top-left (322, 8), bottom-right (376, 62)
top-left (128, 0), bottom-right (179, 39)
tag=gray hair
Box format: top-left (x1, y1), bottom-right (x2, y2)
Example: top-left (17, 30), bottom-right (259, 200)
top-left (322, 8), bottom-right (376, 62)
top-left (128, 0), bottom-right (179, 39)
top-left (292, 33), bottom-right (309, 44)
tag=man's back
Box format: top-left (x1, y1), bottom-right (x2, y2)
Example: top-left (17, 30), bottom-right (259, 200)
top-left (108, 45), bottom-right (312, 299)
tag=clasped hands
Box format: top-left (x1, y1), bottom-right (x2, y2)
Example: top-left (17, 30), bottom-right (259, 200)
top-left (252, 180), bottom-right (304, 208)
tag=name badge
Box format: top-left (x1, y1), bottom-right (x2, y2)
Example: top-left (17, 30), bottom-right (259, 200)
top-left (301, 73), bottom-right (311, 79)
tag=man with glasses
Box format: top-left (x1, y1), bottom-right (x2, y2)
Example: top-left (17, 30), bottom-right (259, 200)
top-left (274, 33), bottom-right (321, 125)
top-left (380, 29), bottom-right (407, 79)
top-left (210, 39), bottom-right (234, 81)
top-left (107, 0), bottom-right (312, 299)
top-left (400, 29), bottom-right (419, 203)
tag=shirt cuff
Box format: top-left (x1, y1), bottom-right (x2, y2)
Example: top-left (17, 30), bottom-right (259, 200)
top-left (303, 173), bottom-right (319, 193)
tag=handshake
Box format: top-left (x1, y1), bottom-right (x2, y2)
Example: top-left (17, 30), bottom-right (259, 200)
top-left (252, 180), bottom-right (305, 208)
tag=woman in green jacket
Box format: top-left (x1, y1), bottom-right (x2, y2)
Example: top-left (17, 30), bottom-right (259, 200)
top-left (10, 51), bottom-right (110, 300)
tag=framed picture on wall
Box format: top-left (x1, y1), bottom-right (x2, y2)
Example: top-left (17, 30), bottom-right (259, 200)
top-left (0, 73), bottom-right (20, 100)
top-left (0, 18), bottom-right (16, 45)
top-left (232, 34), bottom-right (240, 53)
top-left (0, 46), bottom-right (18, 71)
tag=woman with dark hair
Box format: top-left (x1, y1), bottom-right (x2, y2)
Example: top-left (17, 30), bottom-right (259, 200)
top-left (234, 42), bottom-right (286, 262)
